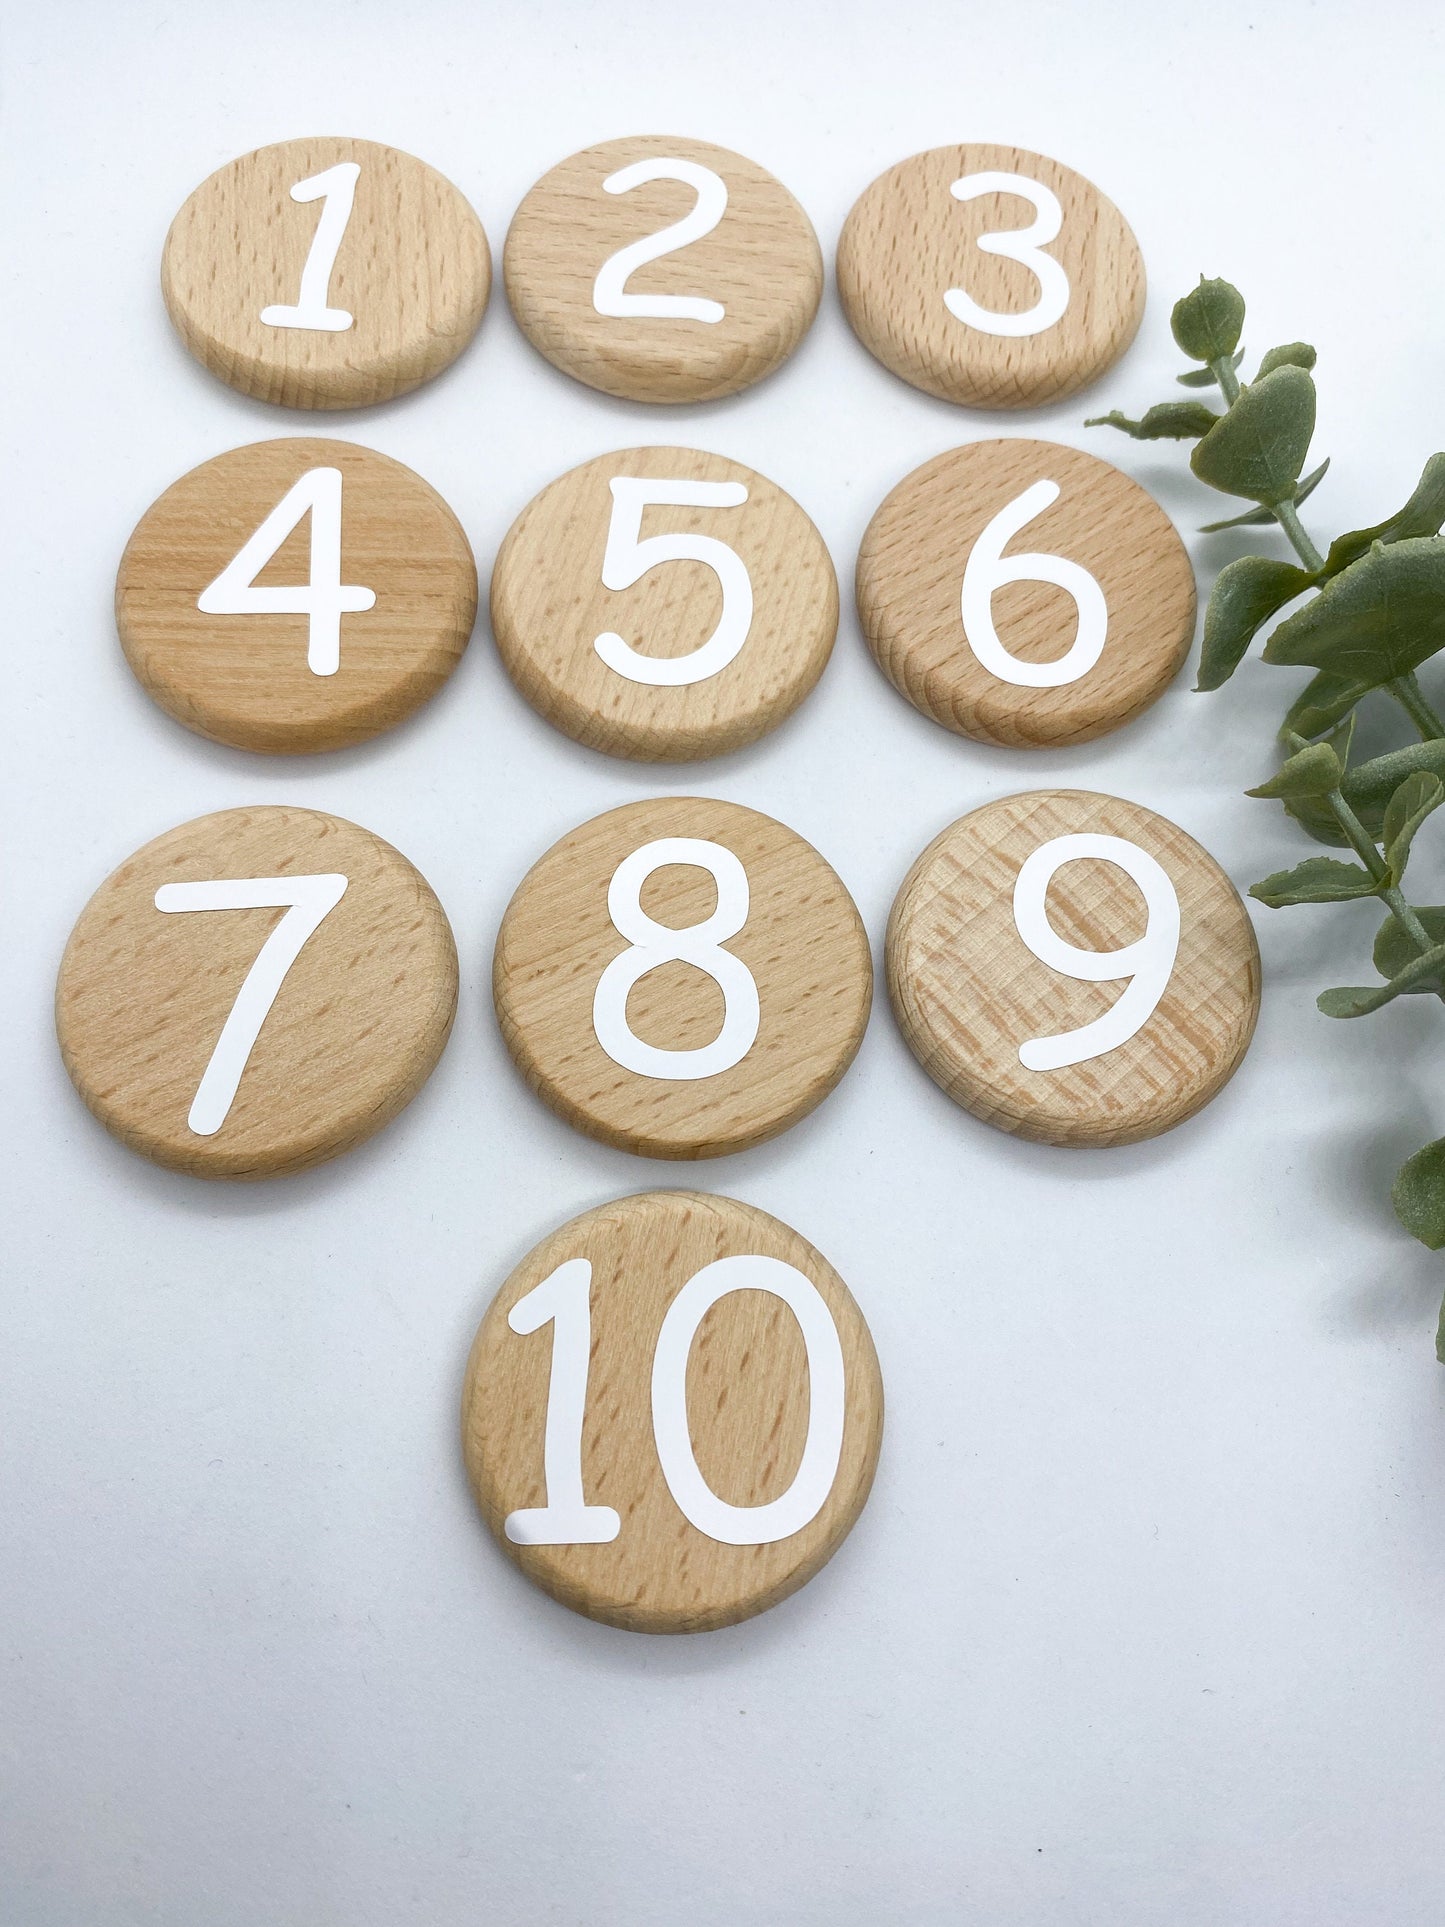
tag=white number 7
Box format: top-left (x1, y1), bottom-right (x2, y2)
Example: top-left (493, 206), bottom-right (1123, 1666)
top-left (154, 874), bottom-right (348, 1135)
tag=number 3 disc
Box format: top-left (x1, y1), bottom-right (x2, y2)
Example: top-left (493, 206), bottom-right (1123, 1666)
top-left (462, 1190), bottom-right (884, 1632)
top-left (886, 791), bottom-right (1260, 1147)
top-left (55, 806), bottom-right (458, 1177)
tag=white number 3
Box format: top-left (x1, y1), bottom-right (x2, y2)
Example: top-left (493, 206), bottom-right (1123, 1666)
top-left (944, 171), bottom-right (1070, 338)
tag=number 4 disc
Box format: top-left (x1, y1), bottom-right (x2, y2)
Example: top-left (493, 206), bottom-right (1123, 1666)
top-left (886, 791), bottom-right (1260, 1147)
top-left (462, 1190), bottom-right (884, 1632)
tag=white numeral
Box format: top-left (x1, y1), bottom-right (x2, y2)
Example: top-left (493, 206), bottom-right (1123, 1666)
top-left (592, 159), bottom-right (728, 324)
top-left (595, 477), bottom-right (752, 686)
top-left (261, 162), bottom-right (360, 332)
top-left (196, 467), bottom-right (376, 678)
top-left (505, 1254), bottom-right (846, 1549)
top-left (154, 873), bottom-right (349, 1134)
top-left (504, 1261), bottom-right (622, 1547)
top-left (592, 838), bottom-right (759, 1080)
top-left (944, 171), bottom-right (1070, 338)
top-left (1012, 835), bottom-right (1179, 1071)
top-left (960, 480), bottom-right (1107, 688)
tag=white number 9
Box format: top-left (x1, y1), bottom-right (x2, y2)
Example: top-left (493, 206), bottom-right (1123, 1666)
top-left (944, 171), bottom-right (1070, 338)
top-left (1012, 834), bottom-right (1179, 1071)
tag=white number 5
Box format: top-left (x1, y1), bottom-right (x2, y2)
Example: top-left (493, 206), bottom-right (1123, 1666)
top-left (945, 171), bottom-right (1070, 338)
top-left (1012, 835), bottom-right (1179, 1071)
top-left (595, 477), bottom-right (752, 686)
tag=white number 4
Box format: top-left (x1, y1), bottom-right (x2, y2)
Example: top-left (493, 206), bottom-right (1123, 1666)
top-left (197, 467), bottom-right (375, 677)
top-left (155, 873), bottom-right (348, 1135)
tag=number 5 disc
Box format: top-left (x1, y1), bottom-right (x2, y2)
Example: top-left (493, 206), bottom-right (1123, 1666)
top-left (886, 791), bottom-right (1260, 1146)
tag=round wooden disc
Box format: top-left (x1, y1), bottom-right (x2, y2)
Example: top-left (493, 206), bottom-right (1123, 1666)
top-left (503, 136), bottom-right (822, 403)
top-left (837, 144), bottom-right (1144, 408)
top-left (462, 1189), bottom-right (884, 1633)
top-left (162, 137), bottom-right (490, 408)
top-left (55, 806), bottom-right (458, 1178)
top-left (116, 438), bottom-right (477, 754)
top-left (493, 798), bottom-right (872, 1158)
top-left (886, 791), bottom-right (1260, 1147)
top-left (491, 447), bottom-right (838, 761)
top-left (856, 439), bottom-right (1195, 748)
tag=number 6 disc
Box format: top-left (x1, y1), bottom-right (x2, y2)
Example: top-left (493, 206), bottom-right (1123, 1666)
top-left (55, 806), bottom-right (458, 1177)
top-left (462, 1190), bottom-right (884, 1632)
top-left (886, 791), bottom-right (1260, 1146)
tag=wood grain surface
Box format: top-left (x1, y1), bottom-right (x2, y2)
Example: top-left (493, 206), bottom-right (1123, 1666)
top-left (493, 797), bottom-right (872, 1158)
top-left (462, 1190), bottom-right (884, 1633)
top-left (886, 791), bottom-right (1260, 1147)
top-left (856, 439), bottom-right (1195, 747)
top-left (491, 445), bottom-right (837, 760)
top-left (504, 136), bottom-right (822, 402)
top-left (837, 143), bottom-right (1144, 408)
top-left (117, 438), bottom-right (477, 754)
top-left (55, 806), bottom-right (458, 1178)
top-left (162, 136), bottom-right (490, 408)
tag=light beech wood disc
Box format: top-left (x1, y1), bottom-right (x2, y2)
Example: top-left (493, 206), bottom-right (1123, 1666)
top-left (162, 136), bottom-right (490, 408)
top-left (493, 798), bottom-right (872, 1158)
top-left (504, 136), bottom-right (822, 403)
top-left (837, 144), bottom-right (1144, 408)
top-left (55, 806), bottom-right (458, 1178)
top-left (116, 438), bottom-right (477, 754)
top-left (856, 439), bottom-right (1195, 747)
top-left (886, 791), bottom-right (1260, 1147)
top-left (462, 1189), bottom-right (884, 1633)
top-left (491, 446), bottom-right (837, 761)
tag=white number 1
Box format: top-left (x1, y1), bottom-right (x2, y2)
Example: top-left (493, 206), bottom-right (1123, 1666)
top-left (154, 873), bottom-right (348, 1135)
top-left (261, 162), bottom-right (360, 332)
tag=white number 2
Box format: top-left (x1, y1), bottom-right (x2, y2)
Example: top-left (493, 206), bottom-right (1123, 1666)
top-left (592, 838), bottom-right (760, 1080)
top-left (960, 481), bottom-right (1107, 688)
top-left (154, 873), bottom-right (348, 1135)
top-left (261, 162), bottom-right (360, 332)
top-left (944, 171), bottom-right (1070, 338)
top-left (1012, 835), bottom-right (1180, 1072)
top-left (197, 467), bottom-right (376, 678)
top-left (592, 159), bottom-right (728, 324)
top-left (505, 1254), bottom-right (846, 1548)
top-left (595, 477), bottom-right (752, 686)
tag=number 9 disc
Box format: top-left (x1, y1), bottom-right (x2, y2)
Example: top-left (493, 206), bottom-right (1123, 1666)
top-left (887, 791), bottom-right (1260, 1147)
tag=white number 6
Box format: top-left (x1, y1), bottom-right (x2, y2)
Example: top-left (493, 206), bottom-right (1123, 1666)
top-left (944, 171), bottom-right (1070, 338)
top-left (1012, 834), bottom-right (1179, 1071)
top-left (960, 481), bottom-right (1107, 688)
top-left (592, 159), bottom-right (728, 324)
top-left (595, 477), bottom-right (752, 686)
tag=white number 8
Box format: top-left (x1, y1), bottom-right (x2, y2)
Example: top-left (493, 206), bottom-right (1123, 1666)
top-left (1012, 834), bottom-right (1179, 1071)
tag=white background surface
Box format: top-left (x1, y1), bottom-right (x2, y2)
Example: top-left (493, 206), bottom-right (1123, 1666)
top-left (4, 3), bottom-right (1445, 1921)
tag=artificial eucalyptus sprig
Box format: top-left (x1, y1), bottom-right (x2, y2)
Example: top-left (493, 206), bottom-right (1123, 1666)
top-left (1089, 278), bottom-right (1445, 1355)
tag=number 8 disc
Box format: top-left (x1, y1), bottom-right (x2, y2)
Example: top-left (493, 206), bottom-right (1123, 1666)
top-left (886, 791), bottom-right (1260, 1147)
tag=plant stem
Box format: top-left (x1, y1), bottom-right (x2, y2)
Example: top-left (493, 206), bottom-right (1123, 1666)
top-left (1326, 787), bottom-right (1441, 960)
top-left (1212, 355), bottom-right (1242, 406)
top-left (1389, 672), bottom-right (1445, 741)
top-left (1275, 498), bottom-right (1326, 574)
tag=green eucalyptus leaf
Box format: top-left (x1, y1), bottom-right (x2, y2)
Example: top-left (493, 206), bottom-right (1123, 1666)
top-left (1393, 1137), bottom-right (1445, 1250)
top-left (1246, 740), bottom-right (1342, 799)
top-left (1171, 277), bottom-right (1245, 362)
top-left (1317, 944), bottom-right (1445, 1017)
top-left (1373, 905), bottom-right (1445, 983)
top-left (1199, 457), bottom-right (1330, 532)
top-left (1320, 454), bottom-right (1445, 579)
top-left (1258, 341), bottom-right (1317, 376)
top-left (1249, 856), bottom-right (1377, 907)
top-left (1178, 350), bottom-right (1245, 388)
top-left (1279, 667), bottom-right (1374, 740)
top-left (1191, 365), bottom-right (1317, 506)
top-left (1280, 789), bottom-right (1352, 847)
top-left (1340, 739), bottom-right (1445, 818)
top-left (1085, 401), bottom-right (1220, 441)
top-left (1196, 554), bottom-right (1314, 690)
top-left (1262, 537), bottom-right (1445, 687)
top-left (1382, 771), bottom-right (1444, 878)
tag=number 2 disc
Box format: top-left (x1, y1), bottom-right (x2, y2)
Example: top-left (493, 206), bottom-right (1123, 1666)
top-left (462, 1190), bottom-right (884, 1633)
top-left (55, 806), bottom-right (458, 1178)
top-left (886, 791), bottom-right (1260, 1147)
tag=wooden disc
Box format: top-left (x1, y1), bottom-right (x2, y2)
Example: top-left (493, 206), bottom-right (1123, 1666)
top-left (162, 137), bottom-right (490, 408)
top-left (493, 798), bottom-right (872, 1158)
top-left (837, 144), bottom-right (1144, 408)
top-left (116, 438), bottom-right (477, 754)
top-left (856, 439), bottom-right (1195, 748)
top-left (55, 806), bottom-right (458, 1178)
top-left (886, 791), bottom-right (1260, 1147)
top-left (503, 136), bottom-right (822, 403)
top-left (462, 1189), bottom-right (883, 1633)
top-left (491, 447), bottom-right (837, 761)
